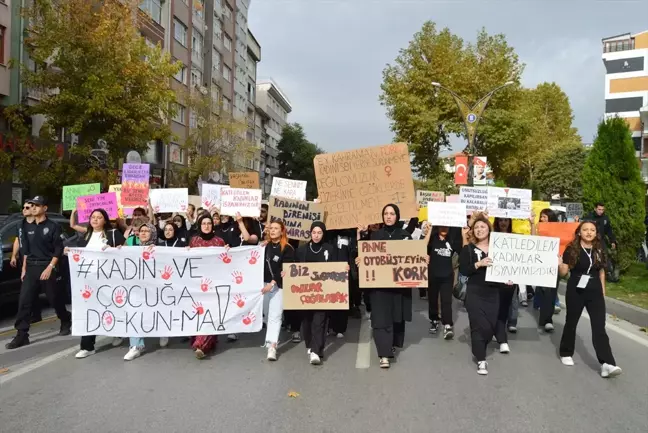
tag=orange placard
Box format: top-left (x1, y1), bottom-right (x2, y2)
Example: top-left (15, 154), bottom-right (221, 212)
top-left (537, 222), bottom-right (579, 254)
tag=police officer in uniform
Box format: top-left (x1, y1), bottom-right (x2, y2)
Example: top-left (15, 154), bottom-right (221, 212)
top-left (5, 196), bottom-right (72, 349)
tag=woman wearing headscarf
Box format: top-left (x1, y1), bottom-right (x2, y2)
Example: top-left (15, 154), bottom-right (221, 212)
top-left (159, 222), bottom-right (188, 248)
top-left (188, 215), bottom-right (226, 359)
top-left (172, 214), bottom-right (189, 239)
top-left (459, 214), bottom-right (512, 375)
top-left (295, 222), bottom-right (338, 365)
top-left (69, 209), bottom-right (125, 359)
top-left (123, 222), bottom-right (164, 361)
top-left (356, 204), bottom-right (428, 369)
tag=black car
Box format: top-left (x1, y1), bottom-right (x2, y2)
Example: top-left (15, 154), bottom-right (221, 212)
top-left (0, 213), bottom-right (81, 306)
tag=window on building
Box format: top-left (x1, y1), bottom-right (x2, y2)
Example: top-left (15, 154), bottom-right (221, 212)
top-left (193, 0), bottom-right (204, 19)
top-left (174, 63), bottom-right (187, 84)
top-left (224, 35), bottom-right (232, 52)
top-left (174, 18), bottom-right (187, 46)
top-left (223, 65), bottom-right (231, 82)
top-left (212, 48), bottom-right (221, 75)
top-left (0, 26), bottom-right (6, 64)
top-left (139, 0), bottom-right (162, 24)
top-left (191, 68), bottom-right (203, 88)
top-left (170, 143), bottom-right (185, 165)
top-left (224, 4), bottom-right (233, 19)
top-left (223, 96), bottom-right (231, 112)
top-left (172, 103), bottom-right (186, 124)
top-left (192, 29), bottom-right (203, 66)
top-left (213, 16), bottom-right (222, 41)
top-left (189, 110), bottom-right (198, 128)
top-left (211, 84), bottom-right (220, 105)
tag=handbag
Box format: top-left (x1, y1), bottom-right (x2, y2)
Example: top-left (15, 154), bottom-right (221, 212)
top-left (453, 273), bottom-right (468, 302)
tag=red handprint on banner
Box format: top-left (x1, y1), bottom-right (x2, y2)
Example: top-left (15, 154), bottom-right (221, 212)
top-left (248, 250), bottom-right (260, 265)
top-left (242, 313), bottom-right (256, 325)
top-left (142, 246), bottom-right (155, 260)
top-left (114, 289), bottom-right (126, 306)
top-left (80, 285), bottom-right (93, 300)
top-left (219, 252), bottom-right (232, 264)
top-left (232, 294), bottom-right (245, 308)
top-left (180, 204), bottom-right (187, 211)
top-left (193, 302), bottom-right (204, 315)
top-left (200, 278), bottom-right (212, 292)
top-left (232, 271), bottom-right (243, 285)
top-left (160, 265), bottom-right (173, 280)
top-left (104, 314), bottom-right (114, 326)
top-left (203, 200), bottom-right (212, 208)
top-left (72, 250), bottom-right (82, 263)
top-left (154, 205), bottom-right (160, 213)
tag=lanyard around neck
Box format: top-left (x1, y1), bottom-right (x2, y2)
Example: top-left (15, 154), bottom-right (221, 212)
top-left (581, 246), bottom-right (593, 274)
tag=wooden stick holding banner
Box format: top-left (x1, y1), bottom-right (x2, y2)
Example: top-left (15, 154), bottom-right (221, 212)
top-left (282, 262), bottom-right (349, 310)
top-left (358, 240), bottom-right (428, 288)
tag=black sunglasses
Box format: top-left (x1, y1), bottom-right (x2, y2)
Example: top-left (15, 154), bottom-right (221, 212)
top-left (23, 206), bottom-right (31, 210)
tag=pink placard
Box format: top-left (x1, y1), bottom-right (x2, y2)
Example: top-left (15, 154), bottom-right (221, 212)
top-left (446, 195), bottom-right (460, 203)
top-left (76, 192), bottom-right (119, 223)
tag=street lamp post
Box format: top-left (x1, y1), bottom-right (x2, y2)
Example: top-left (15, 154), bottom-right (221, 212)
top-left (431, 81), bottom-right (514, 186)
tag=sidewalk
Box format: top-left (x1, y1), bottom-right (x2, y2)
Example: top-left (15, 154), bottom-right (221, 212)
top-left (558, 282), bottom-right (648, 328)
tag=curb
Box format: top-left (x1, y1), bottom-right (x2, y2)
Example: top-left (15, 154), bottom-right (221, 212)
top-left (558, 281), bottom-right (648, 328)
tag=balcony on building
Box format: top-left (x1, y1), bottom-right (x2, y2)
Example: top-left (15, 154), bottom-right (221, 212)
top-left (603, 33), bottom-right (636, 54)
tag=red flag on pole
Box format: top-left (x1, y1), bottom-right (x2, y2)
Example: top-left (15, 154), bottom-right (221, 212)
top-left (454, 156), bottom-right (468, 185)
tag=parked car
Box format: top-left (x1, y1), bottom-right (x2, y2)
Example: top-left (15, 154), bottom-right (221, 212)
top-left (0, 213), bottom-right (81, 306)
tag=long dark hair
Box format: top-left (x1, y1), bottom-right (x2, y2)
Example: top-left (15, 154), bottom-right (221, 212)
top-left (494, 217), bottom-right (513, 233)
top-left (566, 221), bottom-right (606, 269)
top-left (84, 208), bottom-right (111, 241)
top-left (540, 208), bottom-right (558, 223)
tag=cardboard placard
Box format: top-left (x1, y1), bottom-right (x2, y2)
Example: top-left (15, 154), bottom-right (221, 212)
top-left (62, 183), bottom-right (101, 211)
top-left (121, 163), bottom-right (150, 207)
top-left (358, 240), bottom-right (428, 288)
top-left (486, 232), bottom-right (560, 287)
top-left (314, 143), bottom-right (417, 230)
top-left (220, 187), bottom-right (262, 217)
top-left (229, 172), bottom-right (260, 189)
top-left (268, 196), bottom-right (325, 241)
top-left (282, 262), bottom-right (349, 310)
top-left (459, 186), bottom-right (488, 214)
top-left (427, 202), bottom-right (467, 228)
top-left (271, 177), bottom-right (307, 201)
top-left (487, 187), bottom-right (532, 219)
top-left (565, 203), bottom-right (583, 220)
top-left (416, 190), bottom-right (444, 207)
top-left (537, 222), bottom-right (579, 254)
top-left (76, 192), bottom-right (119, 223)
top-left (149, 188), bottom-right (189, 213)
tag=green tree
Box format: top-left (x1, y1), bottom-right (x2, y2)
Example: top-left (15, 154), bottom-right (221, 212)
top-left (172, 90), bottom-right (256, 194)
top-left (534, 141), bottom-right (587, 201)
top-left (582, 117), bottom-right (645, 272)
top-left (380, 22), bottom-right (523, 178)
top-left (277, 123), bottom-right (322, 201)
top-left (2, 0), bottom-right (179, 196)
top-left (413, 160), bottom-right (458, 195)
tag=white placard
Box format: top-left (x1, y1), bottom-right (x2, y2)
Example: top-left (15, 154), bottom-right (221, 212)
top-left (427, 202), bottom-right (467, 228)
top-left (486, 187), bottom-right (532, 219)
top-left (486, 232), bottom-right (560, 287)
top-left (69, 246), bottom-right (265, 337)
top-left (459, 186), bottom-right (488, 214)
top-left (149, 188), bottom-right (189, 213)
top-left (220, 187), bottom-right (262, 217)
top-left (201, 183), bottom-right (224, 209)
top-left (416, 190), bottom-right (444, 207)
top-left (271, 177), bottom-right (307, 201)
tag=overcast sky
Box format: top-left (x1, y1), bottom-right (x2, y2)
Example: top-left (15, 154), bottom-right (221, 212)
top-left (249, 0), bottom-right (648, 154)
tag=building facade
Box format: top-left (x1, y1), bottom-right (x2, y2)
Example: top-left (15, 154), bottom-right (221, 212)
top-left (602, 30), bottom-right (648, 182)
top-left (255, 79), bottom-right (292, 197)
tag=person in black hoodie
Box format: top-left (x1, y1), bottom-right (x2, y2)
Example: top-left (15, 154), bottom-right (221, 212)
top-left (69, 208), bottom-right (125, 359)
top-left (295, 221), bottom-right (339, 365)
top-left (262, 220), bottom-right (295, 361)
top-left (356, 204), bottom-right (428, 369)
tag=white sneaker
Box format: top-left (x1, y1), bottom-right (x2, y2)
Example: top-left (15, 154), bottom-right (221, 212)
top-left (507, 326), bottom-right (517, 333)
top-left (124, 347), bottom-right (142, 361)
top-left (309, 352), bottom-right (321, 365)
top-left (159, 337), bottom-right (169, 348)
top-left (267, 346), bottom-right (277, 361)
top-left (477, 361), bottom-right (488, 375)
top-left (75, 349), bottom-right (95, 359)
top-left (499, 343), bottom-right (510, 354)
top-left (560, 356), bottom-right (575, 366)
top-left (601, 363), bottom-right (622, 378)
top-left (365, 311), bottom-right (371, 320)
top-left (227, 334), bottom-right (238, 342)
top-left (111, 337), bottom-right (124, 347)
top-left (336, 333), bottom-right (344, 339)
top-left (544, 323), bottom-right (555, 332)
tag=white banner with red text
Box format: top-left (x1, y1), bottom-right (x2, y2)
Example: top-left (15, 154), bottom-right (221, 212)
top-left (69, 246), bottom-right (265, 337)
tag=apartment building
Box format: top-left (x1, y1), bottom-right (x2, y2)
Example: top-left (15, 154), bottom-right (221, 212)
top-left (255, 79), bottom-right (292, 197)
top-left (602, 30), bottom-right (648, 182)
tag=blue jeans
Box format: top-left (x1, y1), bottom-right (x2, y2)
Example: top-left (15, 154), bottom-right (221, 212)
top-left (129, 337), bottom-right (144, 348)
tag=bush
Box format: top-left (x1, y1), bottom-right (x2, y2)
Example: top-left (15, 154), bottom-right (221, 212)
top-left (582, 117), bottom-right (645, 272)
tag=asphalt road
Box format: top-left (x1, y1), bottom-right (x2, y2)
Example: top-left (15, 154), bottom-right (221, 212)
top-left (0, 296), bottom-right (647, 433)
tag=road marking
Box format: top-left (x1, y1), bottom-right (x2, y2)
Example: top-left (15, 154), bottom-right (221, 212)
top-left (0, 315), bottom-right (58, 337)
top-left (0, 337), bottom-right (110, 386)
top-left (355, 317), bottom-right (371, 369)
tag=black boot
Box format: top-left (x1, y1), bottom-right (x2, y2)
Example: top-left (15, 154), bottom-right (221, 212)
top-left (5, 335), bottom-right (30, 350)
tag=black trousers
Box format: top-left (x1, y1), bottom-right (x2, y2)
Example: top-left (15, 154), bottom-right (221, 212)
top-left (466, 289), bottom-right (499, 362)
top-left (283, 310), bottom-right (302, 333)
top-left (373, 321), bottom-right (405, 358)
top-left (363, 290), bottom-right (372, 312)
top-left (15, 264), bottom-right (70, 338)
top-left (496, 285), bottom-right (516, 343)
top-left (80, 335), bottom-right (97, 351)
top-left (559, 285), bottom-right (616, 365)
top-left (328, 310), bottom-right (348, 334)
top-left (539, 285), bottom-right (558, 326)
top-left (428, 275), bottom-right (454, 326)
top-left (301, 311), bottom-right (327, 356)
top-left (349, 277), bottom-right (361, 309)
